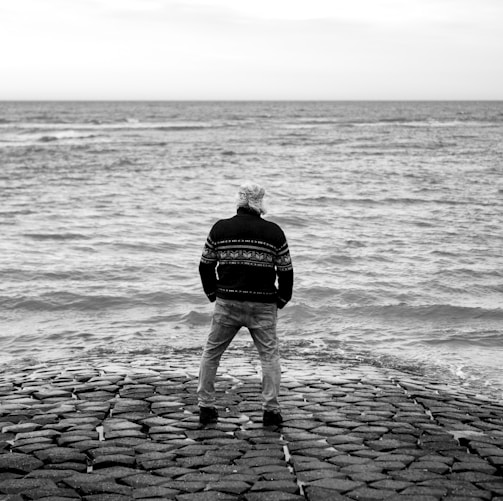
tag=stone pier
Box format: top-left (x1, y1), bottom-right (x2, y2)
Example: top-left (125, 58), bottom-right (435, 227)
top-left (1, 350), bottom-right (502, 500)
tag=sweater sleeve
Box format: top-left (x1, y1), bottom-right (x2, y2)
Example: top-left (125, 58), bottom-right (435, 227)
top-left (199, 230), bottom-right (218, 302)
top-left (274, 238), bottom-right (294, 309)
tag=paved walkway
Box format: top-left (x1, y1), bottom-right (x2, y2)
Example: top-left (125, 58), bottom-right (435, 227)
top-left (1, 350), bottom-right (503, 500)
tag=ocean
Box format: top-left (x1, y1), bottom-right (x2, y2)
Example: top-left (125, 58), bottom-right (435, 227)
top-left (0, 100), bottom-right (502, 400)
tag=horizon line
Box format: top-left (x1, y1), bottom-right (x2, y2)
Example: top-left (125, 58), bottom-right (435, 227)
top-left (1, 98), bottom-right (502, 103)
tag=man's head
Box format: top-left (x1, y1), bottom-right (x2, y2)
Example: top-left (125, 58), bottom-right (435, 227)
top-left (236, 181), bottom-right (266, 215)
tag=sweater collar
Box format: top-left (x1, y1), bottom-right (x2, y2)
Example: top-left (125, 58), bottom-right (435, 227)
top-left (237, 207), bottom-right (261, 217)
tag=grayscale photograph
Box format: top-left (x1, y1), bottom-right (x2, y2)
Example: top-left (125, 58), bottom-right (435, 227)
top-left (1, 1), bottom-right (502, 499)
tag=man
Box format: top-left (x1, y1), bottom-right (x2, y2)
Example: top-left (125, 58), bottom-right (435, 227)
top-left (197, 182), bottom-right (294, 426)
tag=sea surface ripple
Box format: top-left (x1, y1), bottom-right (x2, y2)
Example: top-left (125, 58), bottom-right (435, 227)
top-left (1, 101), bottom-right (502, 400)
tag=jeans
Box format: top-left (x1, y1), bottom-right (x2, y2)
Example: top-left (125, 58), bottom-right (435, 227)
top-left (198, 298), bottom-right (281, 411)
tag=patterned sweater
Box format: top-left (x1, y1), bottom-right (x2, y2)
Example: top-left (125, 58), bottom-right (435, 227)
top-left (199, 208), bottom-right (294, 308)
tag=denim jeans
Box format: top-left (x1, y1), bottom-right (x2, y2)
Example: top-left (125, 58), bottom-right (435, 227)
top-left (198, 298), bottom-right (281, 411)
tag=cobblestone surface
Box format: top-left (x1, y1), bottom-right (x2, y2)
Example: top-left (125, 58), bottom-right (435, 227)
top-left (1, 351), bottom-right (502, 500)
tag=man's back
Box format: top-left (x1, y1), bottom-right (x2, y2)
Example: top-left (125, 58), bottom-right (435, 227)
top-left (200, 207), bottom-right (293, 307)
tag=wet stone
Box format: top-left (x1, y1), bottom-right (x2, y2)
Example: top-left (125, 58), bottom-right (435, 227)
top-left (104, 429), bottom-right (146, 440)
top-left (103, 418), bottom-right (142, 430)
top-left (348, 486), bottom-right (397, 500)
top-left (88, 446), bottom-right (133, 458)
top-left (56, 417), bottom-right (101, 429)
top-left (185, 429), bottom-right (233, 440)
top-left (261, 470), bottom-right (296, 481)
top-left (90, 466), bottom-right (140, 479)
top-left (365, 439), bottom-right (413, 451)
top-left (478, 481), bottom-right (503, 496)
top-left (177, 473), bottom-right (221, 482)
top-left (13, 442), bottom-right (57, 454)
top-left (24, 468), bottom-right (79, 480)
top-left (409, 460), bottom-right (451, 474)
top-left (328, 435), bottom-right (365, 446)
top-left (243, 449), bottom-right (284, 459)
top-left (399, 485), bottom-right (448, 497)
top-left (288, 440), bottom-right (329, 451)
top-left (134, 442), bottom-right (181, 454)
top-left (40, 461), bottom-right (86, 473)
top-left (347, 471), bottom-right (388, 483)
top-left (391, 469), bottom-right (443, 482)
top-left (131, 485), bottom-right (180, 499)
top-left (119, 385), bottom-right (155, 399)
top-left (174, 493), bottom-right (238, 501)
top-left (61, 472), bottom-right (113, 488)
top-left (121, 473), bottom-right (168, 487)
top-left (304, 487), bottom-right (353, 501)
top-left (77, 481), bottom-right (133, 496)
top-left (2, 423), bottom-right (41, 434)
top-left (106, 437), bottom-right (148, 448)
top-left (23, 487), bottom-right (81, 499)
top-left (0, 478), bottom-right (58, 494)
top-left (76, 391), bottom-right (116, 401)
top-left (297, 469), bottom-right (346, 483)
top-left (447, 471), bottom-right (499, 483)
top-left (333, 443), bottom-right (367, 453)
top-left (244, 493), bottom-right (305, 501)
top-left (307, 478), bottom-right (364, 493)
top-left (153, 465), bottom-right (194, 477)
top-left (235, 456), bottom-right (286, 468)
top-left (176, 454), bottom-right (231, 468)
top-left (205, 480), bottom-right (251, 494)
top-left (329, 455), bottom-right (371, 467)
top-left (282, 420), bottom-right (320, 430)
top-left (0, 453), bottom-right (44, 473)
top-left (291, 457), bottom-right (340, 472)
top-left (69, 440), bottom-right (107, 452)
top-left (33, 388), bottom-right (73, 400)
top-left (158, 480), bottom-right (207, 493)
top-left (141, 416), bottom-right (177, 427)
top-left (350, 450), bottom-right (383, 460)
top-left (93, 454), bottom-right (136, 468)
top-left (370, 479), bottom-right (414, 490)
top-left (251, 480), bottom-right (299, 493)
top-left (35, 447), bottom-right (87, 464)
top-left (58, 433), bottom-right (99, 446)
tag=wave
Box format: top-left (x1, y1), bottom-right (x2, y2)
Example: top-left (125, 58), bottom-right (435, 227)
top-left (343, 303), bottom-right (503, 322)
top-left (180, 310), bottom-right (212, 326)
top-left (422, 330), bottom-right (502, 348)
top-left (23, 232), bottom-right (90, 241)
top-left (327, 196), bottom-right (498, 208)
top-left (37, 131), bottom-right (100, 142)
top-left (0, 290), bottom-right (193, 312)
top-left (350, 118), bottom-right (497, 128)
top-left (283, 301), bottom-right (503, 324)
top-left (1, 121), bottom-right (216, 132)
top-left (154, 125), bottom-right (215, 132)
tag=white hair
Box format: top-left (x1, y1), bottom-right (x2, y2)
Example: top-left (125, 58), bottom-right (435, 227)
top-left (236, 181), bottom-right (267, 215)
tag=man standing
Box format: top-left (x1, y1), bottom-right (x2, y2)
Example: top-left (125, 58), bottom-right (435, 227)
top-left (197, 182), bottom-right (294, 426)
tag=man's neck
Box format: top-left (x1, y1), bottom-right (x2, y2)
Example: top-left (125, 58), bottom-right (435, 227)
top-left (237, 207), bottom-right (261, 217)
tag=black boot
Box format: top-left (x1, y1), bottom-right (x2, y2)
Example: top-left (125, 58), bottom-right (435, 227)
top-left (199, 406), bottom-right (218, 425)
top-left (263, 410), bottom-right (283, 426)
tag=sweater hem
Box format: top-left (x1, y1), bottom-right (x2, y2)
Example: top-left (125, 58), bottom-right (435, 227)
top-left (216, 290), bottom-right (277, 304)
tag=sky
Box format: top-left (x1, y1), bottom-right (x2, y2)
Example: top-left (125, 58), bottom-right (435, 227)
top-left (1, 0), bottom-right (502, 100)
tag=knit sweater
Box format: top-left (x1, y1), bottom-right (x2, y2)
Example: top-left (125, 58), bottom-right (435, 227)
top-left (199, 208), bottom-right (294, 308)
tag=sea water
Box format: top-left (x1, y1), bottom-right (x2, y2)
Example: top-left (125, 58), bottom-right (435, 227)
top-left (1, 101), bottom-right (502, 399)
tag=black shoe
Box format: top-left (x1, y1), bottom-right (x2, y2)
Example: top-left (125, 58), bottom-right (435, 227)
top-left (263, 410), bottom-right (283, 426)
top-left (199, 406), bottom-right (218, 425)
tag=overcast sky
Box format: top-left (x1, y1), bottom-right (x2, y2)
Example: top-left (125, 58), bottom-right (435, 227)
top-left (1, 0), bottom-right (502, 100)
